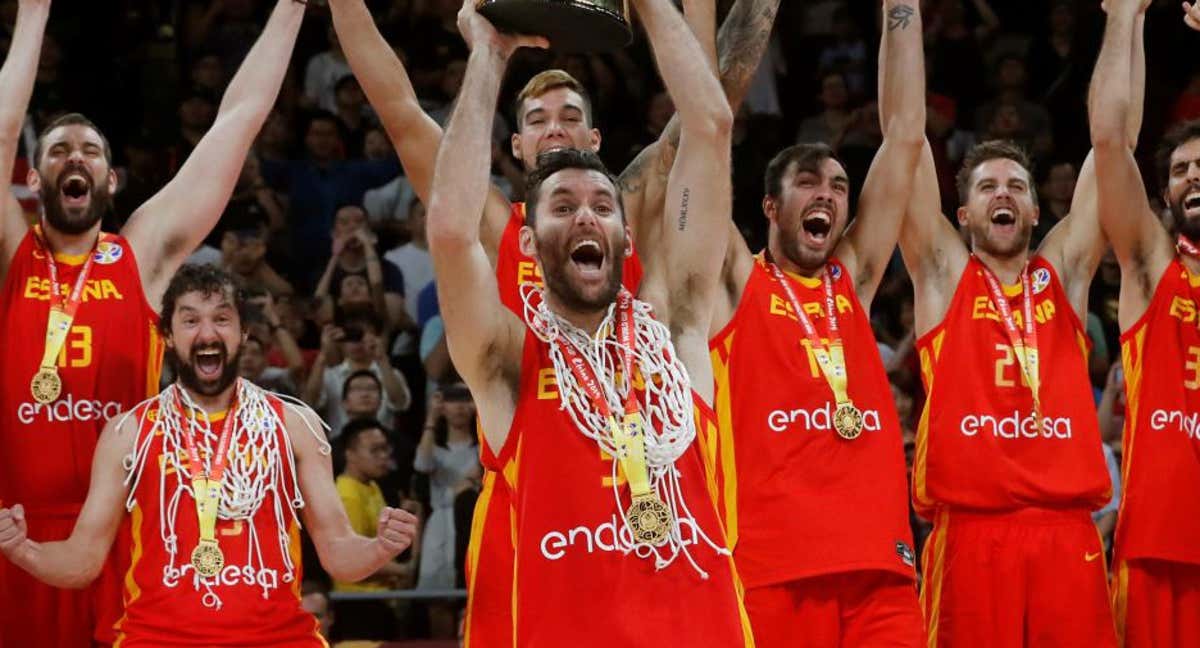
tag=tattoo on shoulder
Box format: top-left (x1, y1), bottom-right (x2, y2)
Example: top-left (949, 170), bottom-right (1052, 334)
top-left (678, 188), bottom-right (691, 232)
top-left (619, 155), bottom-right (649, 194)
top-left (887, 4), bottom-right (915, 31)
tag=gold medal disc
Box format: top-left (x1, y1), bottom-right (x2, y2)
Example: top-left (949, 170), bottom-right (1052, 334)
top-left (190, 539), bottom-right (225, 578)
top-left (833, 403), bottom-right (864, 440)
top-left (626, 493), bottom-right (673, 546)
top-left (30, 368), bottom-right (62, 404)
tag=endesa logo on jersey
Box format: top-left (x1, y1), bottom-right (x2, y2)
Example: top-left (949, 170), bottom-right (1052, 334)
top-left (1149, 409), bottom-right (1200, 439)
top-left (539, 514), bottom-right (704, 561)
top-left (767, 403), bottom-right (883, 433)
top-left (959, 410), bottom-right (1073, 439)
top-left (16, 395), bottom-right (123, 425)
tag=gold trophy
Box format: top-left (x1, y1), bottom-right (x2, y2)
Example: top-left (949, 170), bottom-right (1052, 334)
top-left (476, 0), bottom-right (632, 53)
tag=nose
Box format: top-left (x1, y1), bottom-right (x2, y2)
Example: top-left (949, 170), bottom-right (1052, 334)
top-left (544, 118), bottom-right (569, 140)
top-left (1187, 161), bottom-right (1200, 183)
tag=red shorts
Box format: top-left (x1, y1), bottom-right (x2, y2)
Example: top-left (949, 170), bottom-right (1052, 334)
top-left (1113, 558), bottom-right (1200, 648)
top-left (921, 508), bottom-right (1116, 648)
top-left (743, 570), bottom-right (923, 648)
top-left (0, 509), bottom-right (127, 648)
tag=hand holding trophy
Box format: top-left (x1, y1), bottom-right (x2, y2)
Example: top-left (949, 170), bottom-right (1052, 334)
top-left (475, 0), bottom-right (632, 53)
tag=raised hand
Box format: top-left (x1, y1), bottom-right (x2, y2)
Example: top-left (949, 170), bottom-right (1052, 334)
top-left (456, 0), bottom-right (548, 58)
top-left (1186, 1), bottom-right (1200, 30)
top-left (374, 506), bottom-right (418, 556)
top-left (0, 504), bottom-right (30, 559)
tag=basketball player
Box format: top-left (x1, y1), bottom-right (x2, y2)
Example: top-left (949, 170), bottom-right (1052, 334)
top-left (703, 2), bottom-right (925, 645)
top-left (427, 0), bottom-right (747, 644)
top-left (892, 9), bottom-right (1147, 646)
top-left (1091, 2), bottom-right (1200, 645)
top-left (328, 0), bottom-right (780, 643)
top-left (0, 264), bottom-right (418, 646)
top-left (0, 2), bottom-right (306, 645)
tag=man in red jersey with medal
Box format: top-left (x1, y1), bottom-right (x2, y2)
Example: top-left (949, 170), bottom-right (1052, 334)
top-left (892, 10), bottom-right (1151, 644)
top-left (0, 1), bottom-right (307, 645)
top-left (425, 0), bottom-right (751, 644)
top-left (1092, 2), bottom-right (1200, 645)
top-left (703, 2), bottom-right (925, 645)
top-left (0, 264), bottom-right (419, 647)
top-left (327, 0), bottom-right (780, 644)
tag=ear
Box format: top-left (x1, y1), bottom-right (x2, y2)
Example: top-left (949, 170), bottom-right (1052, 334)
top-left (623, 223), bottom-right (634, 257)
top-left (26, 167), bottom-right (41, 193)
top-left (956, 205), bottom-right (969, 227)
top-left (518, 224), bottom-right (538, 258)
top-left (510, 131), bottom-right (522, 162)
top-left (106, 168), bottom-right (118, 195)
top-left (762, 195), bottom-right (778, 223)
top-left (589, 128), bottom-right (602, 153)
top-left (1030, 203), bottom-right (1040, 228)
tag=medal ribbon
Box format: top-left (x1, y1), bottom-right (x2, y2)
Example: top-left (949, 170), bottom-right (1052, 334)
top-left (175, 385), bottom-right (240, 548)
top-left (766, 260), bottom-right (853, 409)
top-left (556, 290), bottom-right (653, 499)
top-left (1177, 234), bottom-right (1200, 260)
top-left (977, 259), bottom-right (1042, 424)
top-left (32, 226), bottom-right (107, 374)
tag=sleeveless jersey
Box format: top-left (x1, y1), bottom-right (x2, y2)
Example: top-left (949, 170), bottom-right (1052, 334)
top-left (709, 257), bottom-right (914, 588)
top-left (114, 397), bottom-right (325, 647)
top-left (912, 255), bottom-right (1110, 514)
top-left (1114, 258), bottom-right (1200, 565)
top-left (495, 202), bottom-right (644, 315)
top-left (492, 328), bottom-right (752, 648)
top-left (464, 202), bottom-right (646, 646)
top-left (0, 229), bottom-right (163, 513)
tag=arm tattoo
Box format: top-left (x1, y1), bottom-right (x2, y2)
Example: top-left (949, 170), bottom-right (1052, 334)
top-left (887, 4), bottom-right (915, 32)
top-left (677, 188), bottom-right (691, 231)
top-left (717, 0), bottom-right (781, 106)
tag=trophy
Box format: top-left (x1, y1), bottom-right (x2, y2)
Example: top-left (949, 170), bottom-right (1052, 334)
top-left (476, 0), bottom-right (632, 53)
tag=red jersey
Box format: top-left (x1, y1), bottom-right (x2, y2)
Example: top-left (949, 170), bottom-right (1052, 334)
top-left (912, 256), bottom-right (1110, 514)
top-left (709, 257), bottom-right (914, 588)
top-left (1115, 258), bottom-right (1200, 565)
top-left (495, 202), bottom-right (644, 315)
top-left (114, 394), bottom-right (325, 647)
top-left (492, 328), bottom-right (752, 647)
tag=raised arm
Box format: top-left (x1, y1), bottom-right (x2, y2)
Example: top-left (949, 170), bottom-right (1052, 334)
top-left (1088, 0), bottom-right (1170, 328)
top-left (836, 0), bottom-right (925, 310)
top-left (0, 413), bottom-right (133, 589)
top-left (329, 0), bottom-right (513, 260)
top-left (632, 0), bottom-right (733, 405)
top-left (289, 406), bottom-right (417, 582)
top-left (0, 0), bottom-right (50, 274)
top-left (426, 3), bottom-right (545, 453)
top-left (122, 0), bottom-right (305, 310)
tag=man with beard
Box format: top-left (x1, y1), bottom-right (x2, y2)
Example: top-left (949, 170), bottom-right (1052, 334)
top-left (1091, 2), bottom-right (1200, 645)
top-left (0, 264), bottom-right (419, 646)
top-left (703, 2), bottom-right (925, 645)
top-left (427, 0), bottom-right (748, 645)
top-left (327, 0), bottom-right (780, 644)
top-left (0, 2), bottom-right (306, 645)
top-left (893, 8), bottom-right (1148, 648)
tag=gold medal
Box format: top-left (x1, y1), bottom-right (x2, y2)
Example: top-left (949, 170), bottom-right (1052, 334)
top-left (833, 402), bottom-right (864, 440)
top-left (30, 368), bottom-right (62, 404)
top-left (626, 492), bottom-right (673, 546)
top-left (190, 538), bottom-right (225, 578)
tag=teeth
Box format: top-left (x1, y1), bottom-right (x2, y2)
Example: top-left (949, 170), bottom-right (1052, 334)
top-left (803, 211), bottom-right (831, 225)
top-left (572, 240), bottom-right (601, 253)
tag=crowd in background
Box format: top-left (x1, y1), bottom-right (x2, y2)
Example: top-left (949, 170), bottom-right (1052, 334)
top-left (4, 0), bottom-right (1198, 642)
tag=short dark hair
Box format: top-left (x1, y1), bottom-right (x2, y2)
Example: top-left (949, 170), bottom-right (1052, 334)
top-left (334, 304), bottom-right (384, 336)
top-left (159, 264), bottom-right (248, 336)
top-left (523, 148), bottom-right (623, 227)
top-left (306, 110), bottom-right (342, 135)
top-left (1156, 120), bottom-right (1200, 194)
top-left (339, 417), bottom-right (386, 459)
top-left (763, 143), bottom-right (840, 200)
top-left (34, 112), bottom-right (112, 166)
top-left (341, 369), bottom-right (382, 401)
top-left (955, 140), bottom-right (1037, 205)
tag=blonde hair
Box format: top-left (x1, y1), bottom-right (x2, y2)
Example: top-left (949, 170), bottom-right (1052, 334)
top-left (514, 69), bottom-right (594, 129)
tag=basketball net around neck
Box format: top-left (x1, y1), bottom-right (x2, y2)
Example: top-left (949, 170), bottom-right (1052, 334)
top-left (121, 380), bottom-right (331, 610)
top-left (520, 283), bottom-right (729, 577)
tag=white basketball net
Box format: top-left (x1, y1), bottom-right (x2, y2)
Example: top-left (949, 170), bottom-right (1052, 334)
top-left (121, 379), bottom-right (331, 610)
top-left (521, 284), bottom-right (728, 576)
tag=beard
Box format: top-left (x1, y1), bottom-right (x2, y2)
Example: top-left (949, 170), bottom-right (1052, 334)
top-left (170, 341), bottom-right (242, 397)
top-left (969, 218), bottom-right (1033, 259)
top-left (39, 167), bottom-right (112, 235)
top-left (777, 222), bottom-right (838, 274)
top-left (1169, 194), bottom-right (1200, 243)
top-left (538, 233), bottom-right (626, 313)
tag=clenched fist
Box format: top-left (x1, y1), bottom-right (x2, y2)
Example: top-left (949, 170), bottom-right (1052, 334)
top-left (375, 506), bottom-right (418, 556)
top-left (0, 504), bottom-right (30, 558)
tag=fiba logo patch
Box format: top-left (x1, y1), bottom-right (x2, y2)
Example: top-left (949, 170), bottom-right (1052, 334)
top-left (1031, 268), bottom-right (1050, 295)
top-left (830, 264), bottom-right (843, 281)
top-left (94, 241), bottom-right (123, 265)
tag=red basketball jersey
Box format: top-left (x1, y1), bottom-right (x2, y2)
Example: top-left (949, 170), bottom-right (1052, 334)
top-left (0, 229), bottom-right (163, 511)
top-left (912, 256), bottom-right (1110, 514)
top-left (495, 202), bottom-right (644, 314)
top-left (709, 257), bottom-right (914, 588)
top-left (1115, 258), bottom-right (1200, 565)
top-left (113, 397), bottom-right (325, 647)
top-left (492, 328), bottom-right (752, 647)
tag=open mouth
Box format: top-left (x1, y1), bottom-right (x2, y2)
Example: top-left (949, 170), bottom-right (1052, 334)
top-left (193, 347), bottom-right (225, 381)
top-left (60, 174), bottom-right (91, 207)
top-left (990, 206), bottom-right (1017, 227)
top-left (1184, 189), bottom-right (1200, 215)
top-left (801, 209), bottom-right (833, 245)
top-left (569, 239), bottom-right (605, 278)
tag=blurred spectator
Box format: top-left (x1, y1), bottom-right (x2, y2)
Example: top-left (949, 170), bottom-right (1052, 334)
top-left (305, 307), bottom-right (412, 436)
top-left (305, 24), bottom-right (352, 113)
top-left (189, 51), bottom-right (226, 95)
top-left (817, 6), bottom-right (869, 95)
top-left (183, 0), bottom-right (264, 72)
top-left (220, 214), bottom-right (294, 296)
top-left (626, 90), bottom-right (674, 161)
top-left (383, 197), bottom-right (433, 331)
top-left (975, 54), bottom-right (1053, 157)
top-left (315, 204), bottom-right (412, 334)
top-left (168, 85), bottom-right (218, 172)
top-left (796, 71), bottom-right (853, 145)
top-left (1033, 158), bottom-right (1077, 246)
top-left (414, 386), bottom-right (481, 639)
top-left (333, 75), bottom-right (374, 159)
top-left (238, 291), bottom-right (305, 395)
